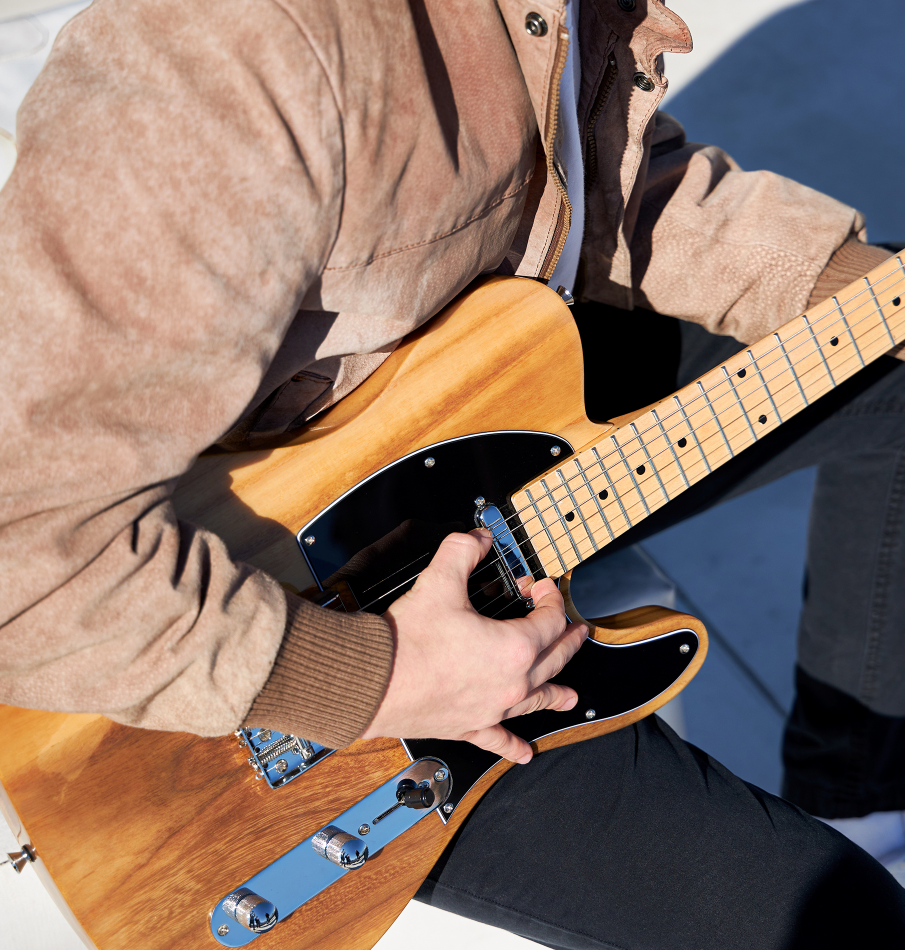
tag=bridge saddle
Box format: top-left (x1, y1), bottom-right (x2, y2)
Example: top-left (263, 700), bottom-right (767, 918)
top-left (236, 728), bottom-right (334, 788)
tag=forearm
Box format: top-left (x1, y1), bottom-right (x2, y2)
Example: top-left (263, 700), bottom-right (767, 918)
top-left (630, 112), bottom-right (866, 343)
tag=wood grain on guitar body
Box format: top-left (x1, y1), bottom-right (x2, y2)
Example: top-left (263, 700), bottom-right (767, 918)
top-left (2, 259), bottom-right (905, 950)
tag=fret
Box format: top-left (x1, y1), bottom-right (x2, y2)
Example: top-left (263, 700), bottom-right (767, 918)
top-left (574, 459), bottom-right (615, 541)
top-left (746, 350), bottom-right (783, 424)
top-left (592, 447), bottom-right (633, 528)
top-left (774, 332), bottom-right (809, 407)
top-left (525, 487), bottom-right (568, 573)
top-left (834, 295), bottom-right (865, 368)
top-left (556, 469), bottom-right (599, 554)
top-left (674, 394), bottom-right (711, 474)
top-left (630, 422), bottom-right (670, 503)
top-left (611, 435), bottom-right (651, 516)
top-left (866, 277), bottom-right (896, 347)
top-left (720, 366), bottom-right (758, 443)
top-left (697, 380), bottom-right (734, 458)
top-left (652, 408), bottom-right (690, 489)
top-left (541, 478), bottom-right (583, 563)
top-left (802, 313), bottom-right (836, 387)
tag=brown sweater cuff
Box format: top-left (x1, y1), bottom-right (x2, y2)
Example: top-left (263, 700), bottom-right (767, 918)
top-left (243, 594), bottom-right (395, 748)
top-left (808, 239), bottom-right (892, 309)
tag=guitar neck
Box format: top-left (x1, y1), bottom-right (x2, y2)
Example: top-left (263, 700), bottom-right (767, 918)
top-left (514, 253), bottom-right (905, 579)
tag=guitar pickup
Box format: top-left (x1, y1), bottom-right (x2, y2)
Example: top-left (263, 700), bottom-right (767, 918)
top-left (475, 500), bottom-right (534, 601)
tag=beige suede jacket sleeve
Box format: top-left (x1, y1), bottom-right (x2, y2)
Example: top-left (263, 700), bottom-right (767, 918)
top-left (0, 0), bottom-right (392, 747)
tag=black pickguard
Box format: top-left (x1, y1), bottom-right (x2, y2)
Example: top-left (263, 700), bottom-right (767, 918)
top-left (299, 432), bottom-right (568, 618)
top-left (297, 431), bottom-right (697, 813)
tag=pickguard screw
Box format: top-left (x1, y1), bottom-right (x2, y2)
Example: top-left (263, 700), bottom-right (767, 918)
top-left (474, 496), bottom-right (485, 508)
top-left (443, 803), bottom-right (454, 814)
top-left (258, 729), bottom-right (271, 742)
top-left (585, 709), bottom-right (596, 720)
top-left (358, 824), bottom-right (370, 836)
top-left (218, 924), bottom-right (230, 936)
top-left (424, 457), bottom-right (436, 468)
top-left (550, 445), bottom-right (562, 457)
top-left (680, 643), bottom-right (690, 654)
top-left (434, 768), bottom-right (448, 782)
top-left (275, 759), bottom-right (288, 773)
top-left (304, 536), bottom-right (315, 546)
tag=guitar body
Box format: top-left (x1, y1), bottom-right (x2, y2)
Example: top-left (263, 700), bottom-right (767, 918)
top-left (0, 278), bottom-right (707, 950)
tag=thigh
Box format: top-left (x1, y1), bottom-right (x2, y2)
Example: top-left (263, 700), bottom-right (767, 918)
top-left (415, 717), bottom-right (905, 949)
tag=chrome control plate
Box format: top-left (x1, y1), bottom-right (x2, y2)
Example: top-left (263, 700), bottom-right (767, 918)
top-left (210, 758), bottom-right (451, 945)
top-left (237, 728), bottom-right (333, 789)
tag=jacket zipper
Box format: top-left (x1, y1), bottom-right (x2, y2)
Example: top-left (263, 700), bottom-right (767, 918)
top-left (584, 53), bottom-right (618, 199)
top-left (539, 29), bottom-right (573, 281)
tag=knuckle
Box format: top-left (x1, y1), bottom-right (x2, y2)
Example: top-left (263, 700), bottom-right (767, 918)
top-left (500, 681), bottom-right (526, 709)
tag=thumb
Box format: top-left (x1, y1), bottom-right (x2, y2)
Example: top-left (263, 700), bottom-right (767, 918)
top-left (416, 529), bottom-right (493, 601)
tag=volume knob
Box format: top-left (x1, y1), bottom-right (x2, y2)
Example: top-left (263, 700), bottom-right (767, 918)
top-left (222, 887), bottom-right (279, 933)
top-left (312, 825), bottom-right (369, 869)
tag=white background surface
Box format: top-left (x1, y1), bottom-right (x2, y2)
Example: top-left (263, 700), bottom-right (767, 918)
top-left (1, 1), bottom-right (896, 948)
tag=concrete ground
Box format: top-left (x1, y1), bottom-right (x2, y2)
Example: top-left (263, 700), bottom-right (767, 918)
top-left (2, 0), bottom-right (903, 947)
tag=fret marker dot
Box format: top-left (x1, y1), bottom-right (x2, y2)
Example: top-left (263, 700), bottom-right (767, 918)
top-left (599, 490), bottom-right (609, 500)
top-left (758, 414), bottom-right (768, 424)
top-left (677, 438), bottom-right (687, 449)
top-left (636, 465), bottom-right (646, 475)
top-left (565, 511), bottom-right (575, 522)
top-left (737, 368), bottom-right (746, 378)
top-left (894, 297), bottom-right (901, 307)
top-left (830, 337), bottom-right (839, 346)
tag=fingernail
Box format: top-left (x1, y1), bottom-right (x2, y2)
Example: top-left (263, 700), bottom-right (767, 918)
top-left (561, 694), bottom-right (578, 711)
top-left (517, 752), bottom-right (532, 765)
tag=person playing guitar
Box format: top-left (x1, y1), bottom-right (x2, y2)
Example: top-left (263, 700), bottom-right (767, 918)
top-left (1, 0), bottom-right (904, 946)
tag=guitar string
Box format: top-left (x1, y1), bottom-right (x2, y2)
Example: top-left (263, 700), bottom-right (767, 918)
top-left (490, 266), bottom-right (905, 539)
top-left (519, 296), bottom-right (905, 567)
top-left (355, 312), bottom-right (875, 618)
top-left (464, 278), bottom-right (905, 583)
top-left (351, 268), bottom-right (905, 614)
top-left (358, 273), bottom-right (905, 612)
top-left (504, 267), bottom-right (905, 526)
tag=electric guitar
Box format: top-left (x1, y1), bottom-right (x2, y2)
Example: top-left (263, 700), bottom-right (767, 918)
top-left (2, 257), bottom-right (904, 950)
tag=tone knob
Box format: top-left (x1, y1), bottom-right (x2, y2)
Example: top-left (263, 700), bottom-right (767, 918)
top-left (222, 887), bottom-right (279, 933)
top-left (312, 825), bottom-right (369, 869)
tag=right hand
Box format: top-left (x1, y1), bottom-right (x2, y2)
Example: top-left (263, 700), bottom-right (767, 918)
top-left (360, 529), bottom-right (588, 764)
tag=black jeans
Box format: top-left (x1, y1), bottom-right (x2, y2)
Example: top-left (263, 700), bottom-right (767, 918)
top-left (416, 719), bottom-right (905, 949)
top-left (414, 303), bottom-right (905, 947)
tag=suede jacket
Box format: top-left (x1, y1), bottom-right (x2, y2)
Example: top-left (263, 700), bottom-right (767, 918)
top-left (0, 0), bottom-right (885, 746)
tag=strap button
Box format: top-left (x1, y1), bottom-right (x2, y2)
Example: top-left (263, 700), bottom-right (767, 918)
top-left (633, 73), bottom-right (655, 92)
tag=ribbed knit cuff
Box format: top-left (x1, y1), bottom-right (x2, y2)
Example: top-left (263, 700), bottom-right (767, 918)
top-left (808, 239), bottom-right (892, 309)
top-left (243, 594), bottom-right (395, 748)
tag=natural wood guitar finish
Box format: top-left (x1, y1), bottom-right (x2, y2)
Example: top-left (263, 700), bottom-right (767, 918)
top-left (2, 259), bottom-right (903, 950)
